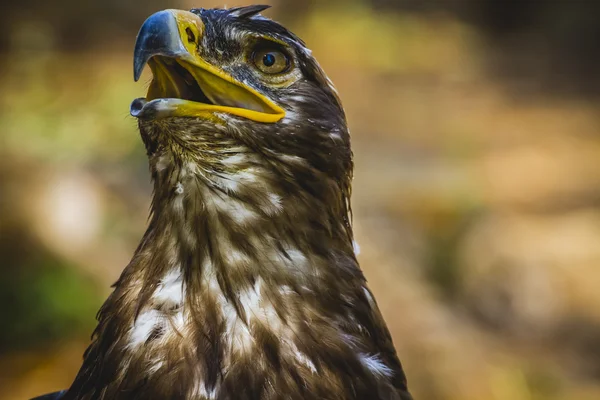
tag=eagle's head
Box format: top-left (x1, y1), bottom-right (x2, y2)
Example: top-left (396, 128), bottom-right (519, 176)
top-left (131, 6), bottom-right (352, 221)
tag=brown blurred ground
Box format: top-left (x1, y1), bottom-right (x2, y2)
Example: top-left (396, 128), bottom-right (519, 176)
top-left (1, 1), bottom-right (600, 399)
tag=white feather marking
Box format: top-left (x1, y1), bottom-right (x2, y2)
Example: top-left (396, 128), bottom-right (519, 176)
top-left (277, 246), bottom-right (308, 270)
top-left (286, 248), bottom-right (307, 265)
top-left (279, 285), bottom-right (295, 296)
top-left (201, 258), bottom-right (220, 292)
top-left (155, 155), bottom-right (170, 172)
top-left (148, 359), bottom-right (164, 373)
top-left (221, 153), bottom-right (247, 166)
top-left (326, 76), bottom-right (339, 95)
top-left (224, 248), bottom-right (249, 266)
top-left (174, 182), bottom-right (184, 194)
top-left (291, 95), bottom-right (307, 102)
top-left (211, 195), bottom-right (257, 224)
top-left (129, 310), bottom-right (162, 347)
top-left (294, 350), bottom-right (317, 374)
top-left (353, 240), bottom-right (361, 255)
top-left (154, 268), bottom-right (185, 305)
top-left (360, 353), bottom-right (393, 377)
top-left (262, 192), bottom-right (283, 216)
top-left (330, 129), bottom-right (343, 140)
top-left (239, 278), bottom-right (263, 324)
top-left (362, 287), bottom-right (377, 312)
top-left (278, 154), bottom-right (307, 165)
top-left (169, 309), bottom-right (186, 333)
top-left (182, 161), bottom-right (200, 177)
top-left (235, 169), bottom-right (259, 183)
top-left (193, 381), bottom-right (217, 399)
top-left (213, 169), bottom-right (258, 193)
top-left (240, 279), bottom-right (284, 332)
top-left (221, 298), bottom-right (254, 355)
top-left (282, 110), bottom-right (299, 124)
top-left (212, 176), bottom-right (239, 193)
top-left (171, 190), bottom-right (184, 215)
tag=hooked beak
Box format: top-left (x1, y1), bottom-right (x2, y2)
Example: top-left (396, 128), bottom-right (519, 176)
top-left (131, 9), bottom-right (285, 123)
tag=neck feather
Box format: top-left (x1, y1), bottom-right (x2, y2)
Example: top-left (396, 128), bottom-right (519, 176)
top-left (65, 142), bottom-right (407, 400)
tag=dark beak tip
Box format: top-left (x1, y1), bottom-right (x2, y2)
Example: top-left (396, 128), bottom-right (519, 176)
top-left (133, 61), bottom-right (144, 82)
top-left (133, 10), bottom-right (185, 82)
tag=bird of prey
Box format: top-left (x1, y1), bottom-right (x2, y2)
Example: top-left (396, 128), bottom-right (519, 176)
top-left (34, 5), bottom-right (411, 400)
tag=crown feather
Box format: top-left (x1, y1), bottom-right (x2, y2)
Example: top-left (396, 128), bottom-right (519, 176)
top-left (228, 4), bottom-right (271, 18)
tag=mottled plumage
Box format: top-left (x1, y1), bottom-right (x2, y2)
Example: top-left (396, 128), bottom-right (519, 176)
top-left (34, 6), bottom-right (411, 400)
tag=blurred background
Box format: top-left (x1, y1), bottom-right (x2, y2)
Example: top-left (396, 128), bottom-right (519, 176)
top-left (1, 0), bottom-right (600, 398)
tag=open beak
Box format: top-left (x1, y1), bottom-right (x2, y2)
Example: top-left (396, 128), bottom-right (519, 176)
top-left (130, 9), bottom-right (285, 123)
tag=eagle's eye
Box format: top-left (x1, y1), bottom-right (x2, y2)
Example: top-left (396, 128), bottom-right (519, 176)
top-left (252, 47), bottom-right (291, 75)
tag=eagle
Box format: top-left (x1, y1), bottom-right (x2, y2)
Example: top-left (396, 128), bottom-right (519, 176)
top-left (34, 5), bottom-right (412, 400)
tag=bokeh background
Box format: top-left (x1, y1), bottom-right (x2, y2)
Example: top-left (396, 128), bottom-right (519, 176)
top-left (2, 0), bottom-right (600, 399)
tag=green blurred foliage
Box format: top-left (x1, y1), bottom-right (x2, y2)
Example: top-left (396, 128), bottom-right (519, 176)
top-left (0, 259), bottom-right (101, 353)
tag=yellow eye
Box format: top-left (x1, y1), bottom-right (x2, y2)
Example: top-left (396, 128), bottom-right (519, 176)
top-left (252, 48), bottom-right (291, 74)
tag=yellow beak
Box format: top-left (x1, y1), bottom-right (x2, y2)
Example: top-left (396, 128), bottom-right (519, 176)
top-left (131, 9), bottom-right (285, 123)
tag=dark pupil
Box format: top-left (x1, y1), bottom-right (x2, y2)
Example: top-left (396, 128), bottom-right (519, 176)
top-left (263, 53), bottom-right (276, 67)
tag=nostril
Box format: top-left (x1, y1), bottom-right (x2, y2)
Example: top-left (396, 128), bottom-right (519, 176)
top-left (186, 27), bottom-right (196, 44)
